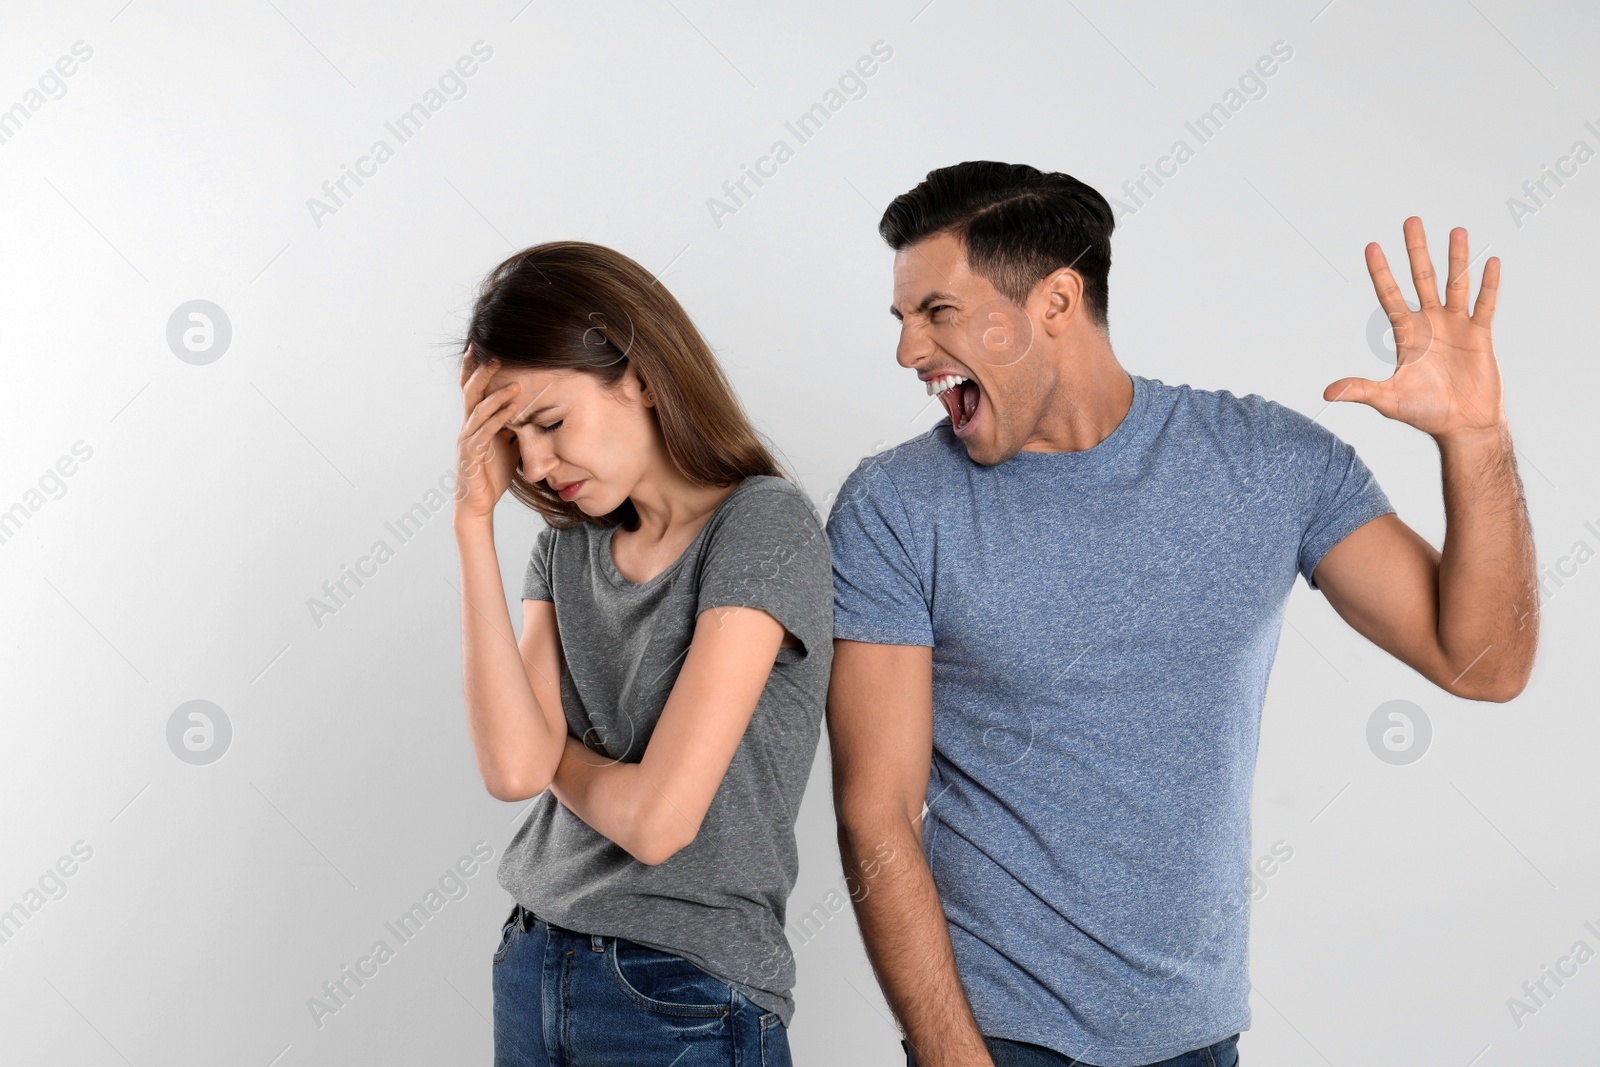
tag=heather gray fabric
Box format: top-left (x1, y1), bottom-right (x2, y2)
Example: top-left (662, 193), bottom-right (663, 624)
top-left (827, 373), bottom-right (1394, 1064)
top-left (497, 474), bottom-right (832, 1027)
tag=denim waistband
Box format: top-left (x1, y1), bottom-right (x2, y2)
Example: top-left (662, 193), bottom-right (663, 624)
top-left (511, 902), bottom-right (609, 951)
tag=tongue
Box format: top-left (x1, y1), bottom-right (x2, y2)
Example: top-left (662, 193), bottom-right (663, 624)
top-left (939, 381), bottom-right (980, 429)
top-left (960, 380), bottom-right (979, 424)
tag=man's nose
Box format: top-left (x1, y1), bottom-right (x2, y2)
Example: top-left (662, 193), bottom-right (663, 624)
top-left (895, 322), bottom-right (930, 371)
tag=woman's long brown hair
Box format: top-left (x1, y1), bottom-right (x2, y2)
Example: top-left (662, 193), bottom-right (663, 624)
top-left (459, 241), bottom-right (787, 530)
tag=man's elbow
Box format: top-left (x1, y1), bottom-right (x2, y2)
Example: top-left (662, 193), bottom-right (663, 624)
top-left (1471, 671), bottom-right (1532, 703)
top-left (834, 795), bottom-right (921, 854)
top-left (1441, 660), bottom-right (1535, 703)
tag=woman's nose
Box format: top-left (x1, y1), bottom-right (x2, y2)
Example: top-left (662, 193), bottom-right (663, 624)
top-left (511, 436), bottom-right (554, 482)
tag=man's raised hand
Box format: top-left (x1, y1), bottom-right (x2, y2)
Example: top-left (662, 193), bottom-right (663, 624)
top-left (1326, 217), bottom-right (1506, 443)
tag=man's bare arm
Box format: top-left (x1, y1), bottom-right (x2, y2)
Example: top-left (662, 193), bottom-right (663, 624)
top-left (1315, 217), bottom-right (1538, 701)
top-left (828, 639), bottom-right (996, 1067)
top-left (1313, 430), bottom-right (1537, 701)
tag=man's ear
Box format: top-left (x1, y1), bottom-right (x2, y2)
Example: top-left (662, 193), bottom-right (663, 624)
top-left (1037, 266), bottom-right (1085, 338)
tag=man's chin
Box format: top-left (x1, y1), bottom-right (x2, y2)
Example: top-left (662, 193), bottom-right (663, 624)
top-left (958, 434), bottom-right (1014, 467)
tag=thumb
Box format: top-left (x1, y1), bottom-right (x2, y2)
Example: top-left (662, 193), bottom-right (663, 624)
top-left (1323, 376), bottom-right (1386, 408)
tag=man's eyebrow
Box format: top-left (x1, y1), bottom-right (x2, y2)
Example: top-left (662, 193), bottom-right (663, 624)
top-left (889, 290), bottom-right (959, 321)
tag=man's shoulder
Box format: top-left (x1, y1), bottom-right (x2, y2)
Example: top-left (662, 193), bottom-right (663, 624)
top-left (1148, 381), bottom-right (1356, 505)
top-left (1155, 376), bottom-right (1326, 443)
top-left (832, 424), bottom-right (963, 510)
top-left (1161, 376), bottom-right (1270, 419)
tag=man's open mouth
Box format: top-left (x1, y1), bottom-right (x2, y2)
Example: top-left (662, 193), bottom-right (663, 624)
top-left (928, 373), bottom-right (981, 432)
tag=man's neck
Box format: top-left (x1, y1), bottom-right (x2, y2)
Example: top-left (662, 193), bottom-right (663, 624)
top-left (1020, 345), bottom-right (1135, 454)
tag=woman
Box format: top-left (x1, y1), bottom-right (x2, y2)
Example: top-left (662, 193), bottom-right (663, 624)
top-left (452, 240), bottom-right (831, 1066)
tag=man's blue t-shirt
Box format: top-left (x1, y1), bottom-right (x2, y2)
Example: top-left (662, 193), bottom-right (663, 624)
top-left (825, 372), bottom-right (1394, 1066)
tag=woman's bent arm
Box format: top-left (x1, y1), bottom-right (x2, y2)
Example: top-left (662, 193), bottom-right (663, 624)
top-left (549, 604), bottom-right (789, 865)
top-left (456, 513), bottom-right (568, 800)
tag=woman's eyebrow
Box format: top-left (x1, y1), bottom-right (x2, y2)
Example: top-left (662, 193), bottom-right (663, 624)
top-left (508, 403), bottom-right (557, 427)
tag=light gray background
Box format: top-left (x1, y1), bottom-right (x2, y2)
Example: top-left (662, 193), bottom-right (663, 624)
top-left (2, 1), bottom-right (1596, 1064)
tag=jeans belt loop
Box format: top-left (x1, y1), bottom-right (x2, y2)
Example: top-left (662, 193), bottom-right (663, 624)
top-left (591, 933), bottom-right (605, 952)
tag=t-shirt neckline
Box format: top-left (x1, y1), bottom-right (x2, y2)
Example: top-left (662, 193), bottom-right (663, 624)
top-left (999, 372), bottom-right (1154, 474)
top-left (599, 477), bottom-right (753, 592)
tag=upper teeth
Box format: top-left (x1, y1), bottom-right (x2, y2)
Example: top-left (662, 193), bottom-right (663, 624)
top-left (926, 374), bottom-right (968, 397)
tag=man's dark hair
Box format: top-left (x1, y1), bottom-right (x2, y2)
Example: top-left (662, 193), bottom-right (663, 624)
top-left (878, 161), bottom-right (1115, 329)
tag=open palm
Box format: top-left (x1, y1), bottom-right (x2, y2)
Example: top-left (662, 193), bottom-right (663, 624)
top-left (1327, 217), bottom-right (1505, 439)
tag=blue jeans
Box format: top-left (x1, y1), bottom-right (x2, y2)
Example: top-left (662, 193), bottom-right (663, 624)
top-left (491, 902), bottom-right (792, 1066)
top-left (904, 1032), bottom-right (1240, 1067)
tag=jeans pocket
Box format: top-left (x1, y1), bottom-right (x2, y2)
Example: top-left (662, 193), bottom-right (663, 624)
top-left (491, 907), bottom-right (523, 965)
top-left (605, 938), bottom-right (732, 1017)
top-left (759, 1012), bottom-right (793, 1067)
top-left (1205, 1033), bottom-right (1242, 1067)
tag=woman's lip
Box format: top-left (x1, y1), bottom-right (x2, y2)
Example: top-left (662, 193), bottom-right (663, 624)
top-left (554, 479), bottom-right (585, 499)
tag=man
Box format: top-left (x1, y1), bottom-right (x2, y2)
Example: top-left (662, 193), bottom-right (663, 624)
top-left (824, 161), bottom-right (1537, 1067)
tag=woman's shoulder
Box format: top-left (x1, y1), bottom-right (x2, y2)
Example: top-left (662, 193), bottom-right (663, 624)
top-left (697, 477), bottom-right (832, 597)
top-left (695, 477), bottom-right (829, 566)
top-left (722, 475), bottom-right (824, 528)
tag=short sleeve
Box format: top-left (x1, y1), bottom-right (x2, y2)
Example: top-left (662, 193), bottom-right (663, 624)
top-left (521, 523), bottom-right (556, 601)
top-left (824, 460), bottom-right (934, 646)
top-left (695, 485), bottom-right (832, 659)
top-left (1278, 407), bottom-right (1395, 590)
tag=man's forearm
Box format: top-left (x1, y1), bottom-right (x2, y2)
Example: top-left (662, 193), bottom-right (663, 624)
top-left (840, 814), bottom-right (995, 1067)
top-left (1435, 422), bottom-right (1539, 698)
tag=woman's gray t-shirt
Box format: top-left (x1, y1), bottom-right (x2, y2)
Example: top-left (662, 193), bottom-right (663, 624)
top-left (496, 474), bottom-right (833, 1026)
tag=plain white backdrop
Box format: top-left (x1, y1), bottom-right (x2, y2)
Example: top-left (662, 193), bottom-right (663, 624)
top-left (1, 1), bottom-right (1596, 1064)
